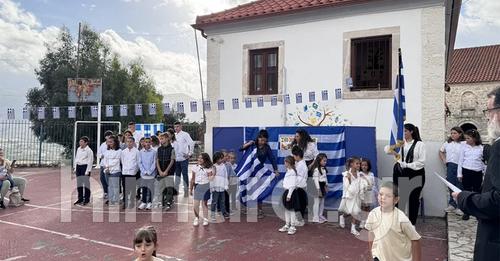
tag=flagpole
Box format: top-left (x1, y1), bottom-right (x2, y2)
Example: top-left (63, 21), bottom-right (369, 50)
top-left (194, 28), bottom-right (206, 134)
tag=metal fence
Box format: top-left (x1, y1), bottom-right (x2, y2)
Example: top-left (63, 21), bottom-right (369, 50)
top-left (0, 120), bottom-right (204, 166)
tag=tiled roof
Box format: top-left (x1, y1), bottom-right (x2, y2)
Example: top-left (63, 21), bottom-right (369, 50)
top-left (447, 44), bottom-right (500, 84)
top-left (193, 0), bottom-right (378, 29)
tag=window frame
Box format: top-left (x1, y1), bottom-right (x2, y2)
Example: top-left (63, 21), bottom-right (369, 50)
top-left (249, 47), bottom-right (279, 96)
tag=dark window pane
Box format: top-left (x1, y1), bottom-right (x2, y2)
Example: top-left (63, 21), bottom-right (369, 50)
top-left (351, 35), bottom-right (392, 90)
top-left (249, 47), bottom-right (279, 95)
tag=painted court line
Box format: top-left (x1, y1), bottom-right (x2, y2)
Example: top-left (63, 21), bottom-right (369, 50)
top-left (0, 219), bottom-right (182, 260)
top-left (0, 199), bottom-right (73, 218)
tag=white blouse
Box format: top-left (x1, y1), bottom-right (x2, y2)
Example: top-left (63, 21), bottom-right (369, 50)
top-left (194, 165), bottom-right (212, 184)
top-left (303, 142), bottom-right (319, 161)
top-left (103, 149), bottom-right (122, 174)
top-left (440, 141), bottom-right (464, 165)
top-left (458, 144), bottom-right (485, 177)
top-left (312, 167), bottom-right (328, 190)
top-left (283, 169), bottom-right (297, 198)
top-left (401, 140), bottom-right (426, 171)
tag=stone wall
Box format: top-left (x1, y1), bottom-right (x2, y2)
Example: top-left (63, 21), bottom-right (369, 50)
top-left (446, 81), bottom-right (500, 140)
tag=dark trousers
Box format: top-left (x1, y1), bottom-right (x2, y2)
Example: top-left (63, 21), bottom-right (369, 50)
top-left (76, 164), bottom-right (91, 203)
top-left (211, 191), bottom-right (228, 216)
top-left (446, 163), bottom-right (461, 207)
top-left (462, 168), bottom-right (483, 193)
top-left (174, 160), bottom-right (189, 195)
top-left (99, 166), bottom-right (108, 194)
top-left (394, 167), bottom-right (425, 225)
top-left (123, 176), bottom-right (137, 207)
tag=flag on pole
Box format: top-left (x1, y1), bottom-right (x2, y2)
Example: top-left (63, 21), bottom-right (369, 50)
top-left (177, 102), bottom-right (184, 113)
top-left (190, 101), bottom-right (197, 112)
top-left (149, 103), bottom-right (157, 115)
top-left (106, 105), bottom-right (113, 117)
top-left (38, 107), bottom-right (45, 120)
top-left (91, 106), bottom-right (98, 118)
top-left (135, 104), bottom-right (143, 116)
top-left (232, 98), bottom-right (239, 109)
top-left (257, 96), bottom-right (264, 107)
top-left (68, 106), bottom-right (76, 119)
top-left (52, 107), bottom-right (60, 119)
top-left (7, 109), bottom-right (14, 120)
top-left (284, 94), bottom-right (290, 105)
top-left (296, 93), bottom-right (302, 104)
top-left (309, 91), bottom-right (315, 102)
top-left (322, 90), bottom-right (329, 101)
top-left (245, 98), bottom-right (252, 108)
top-left (217, 99), bottom-right (225, 111)
top-left (163, 103), bottom-right (171, 115)
top-left (388, 48), bottom-right (407, 156)
top-left (203, 101), bottom-right (211, 111)
top-left (271, 96), bottom-right (278, 106)
top-left (23, 107), bottom-right (30, 120)
top-left (120, 105), bottom-right (128, 117)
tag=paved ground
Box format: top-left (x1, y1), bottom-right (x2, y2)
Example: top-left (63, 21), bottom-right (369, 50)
top-left (447, 212), bottom-right (477, 261)
top-left (0, 168), bottom-right (448, 261)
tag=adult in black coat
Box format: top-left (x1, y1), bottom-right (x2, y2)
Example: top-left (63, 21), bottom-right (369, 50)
top-left (453, 87), bottom-right (500, 261)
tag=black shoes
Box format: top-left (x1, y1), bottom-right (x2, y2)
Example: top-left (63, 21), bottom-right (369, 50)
top-left (21, 198), bottom-right (30, 202)
top-left (0, 200), bottom-right (5, 209)
top-left (73, 200), bottom-right (83, 205)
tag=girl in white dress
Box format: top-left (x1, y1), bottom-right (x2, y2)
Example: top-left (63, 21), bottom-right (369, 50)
top-left (311, 153), bottom-right (329, 223)
top-left (359, 158), bottom-right (376, 228)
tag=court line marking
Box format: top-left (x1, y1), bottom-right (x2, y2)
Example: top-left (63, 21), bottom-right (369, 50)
top-left (1, 256), bottom-right (27, 261)
top-left (0, 219), bottom-right (182, 261)
top-left (0, 199), bottom-right (73, 218)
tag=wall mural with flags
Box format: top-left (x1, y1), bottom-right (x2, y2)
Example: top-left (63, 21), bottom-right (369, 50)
top-left (287, 102), bottom-right (350, 127)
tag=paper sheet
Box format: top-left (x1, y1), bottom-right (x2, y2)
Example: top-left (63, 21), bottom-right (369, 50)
top-left (434, 172), bottom-right (462, 193)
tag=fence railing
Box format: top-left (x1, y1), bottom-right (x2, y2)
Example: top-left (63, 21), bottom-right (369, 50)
top-left (0, 120), bottom-right (204, 166)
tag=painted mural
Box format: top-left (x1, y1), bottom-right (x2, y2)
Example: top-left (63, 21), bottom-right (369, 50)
top-left (287, 102), bottom-right (349, 126)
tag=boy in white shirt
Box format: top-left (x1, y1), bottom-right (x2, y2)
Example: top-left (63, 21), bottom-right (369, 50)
top-left (292, 146), bottom-right (308, 226)
top-left (121, 136), bottom-right (139, 209)
top-left (366, 182), bottom-right (422, 261)
top-left (97, 130), bottom-right (114, 199)
top-left (73, 136), bottom-right (94, 206)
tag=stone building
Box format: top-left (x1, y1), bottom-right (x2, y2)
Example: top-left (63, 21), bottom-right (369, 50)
top-left (446, 44), bottom-right (500, 140)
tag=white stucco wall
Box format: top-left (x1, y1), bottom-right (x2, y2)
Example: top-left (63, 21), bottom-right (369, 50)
top-left (202, 0), bottom-right (448, 216)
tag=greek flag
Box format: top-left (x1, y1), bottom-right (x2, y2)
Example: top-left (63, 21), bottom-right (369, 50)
top-left (389, 49), bottom-right (406, 153)
top-left (235, 127), bottom-right (346, 204)
top-left (106, 105), bottom-right (113, 117)
top-left (136, 123), bottom-right (164, 138)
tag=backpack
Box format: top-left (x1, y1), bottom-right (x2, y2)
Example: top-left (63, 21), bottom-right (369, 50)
top-left (8, 187), bottom-right (23, 207)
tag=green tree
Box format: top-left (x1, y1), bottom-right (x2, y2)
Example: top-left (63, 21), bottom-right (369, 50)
top-left (26, 24), bottom-right (164, 154)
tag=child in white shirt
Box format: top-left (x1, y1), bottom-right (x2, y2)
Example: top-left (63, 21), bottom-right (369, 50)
top-left (73, 136), bottom-right (94, 205)
top-left (278, 156), bottom-right (300, 235)
top-left (210, 152), bottom-right (229, 221)
top-left (359, 158), bottom-right (376, 228)
top-left (189, 153), bottom-right (214, 226)
top-left (292, 146), bottom-right (308, 226)
top-left (103, 135), bottom-right (122, 206)
top-left (366, 182), bottom-right (422, 261)
top-left (311, 153), bottom-right (329, 223)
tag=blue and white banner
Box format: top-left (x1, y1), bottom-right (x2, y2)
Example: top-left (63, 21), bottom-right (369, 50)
top-left (120, 105), bottom-right (128, 117)
top-left (218, 99), bottom-right (225, 111)
top-left (91, 106), bottom-right (98, 118)
top-left (235, 127), bottom-right (346, 204)
top-left (190, 101), bottom-right (197, 112)
top-left (335, 88), bottom-right (342, 100)
top-left (7, 108), bottom-right (14, 120)
top-left (309, 91), bottom-right (315, 102)
top-left (106, 105), bottom-right (113, 117)
top-left (163, 103), bottom-right (171, 115)
top-left (271, 96), bottom-right (278, 106)
top-left (232, 98), bottom-right (239, 110)
top-left (296, 93), bottom-right (302, 104)
top-left (177, 102), bottom-right (184, 113)
top-left (52, 107), bottom-right (60, 119)
top-left (245, 98), bottom-right (252, 108)
top-left (23, 107), bottom-right (30, 120)
top-left (68, 106), bottom-right (76, 119)
top-left (149, 103), bottom-right (157, 115)
top-left (136, 123), bottom-right (164, 138)
top-left (284, 94), bottom-right (290, 105)
top-left (322, 90), bottom-right (329, 101)
top-left (257, 96), bottom-right (264, 107)
top-left (135, 104), bottom-right (143, 116)
top-left (38, 107), bottom-right (45, 120)
top-left (389, 49), bottom-right (406, 153)
top-left (203, 101), bottom-right (211, 111)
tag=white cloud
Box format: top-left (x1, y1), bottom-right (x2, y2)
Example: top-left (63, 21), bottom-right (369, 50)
top-left (100, 29), bottom-right (206, 99)
top-left (456, 0), bottom-right (500, 47)
top-left (126, 25), bottom-right (135, 34)
top-left (161, 0), bottom-right (254, 21)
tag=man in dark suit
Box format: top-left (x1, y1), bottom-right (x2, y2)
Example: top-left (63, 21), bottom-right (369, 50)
top-left (453, 87), bottom-right (500, 261)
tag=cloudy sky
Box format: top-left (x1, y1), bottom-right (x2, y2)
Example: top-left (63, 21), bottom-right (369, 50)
top-left (0, 0), bottom-right (499, 119)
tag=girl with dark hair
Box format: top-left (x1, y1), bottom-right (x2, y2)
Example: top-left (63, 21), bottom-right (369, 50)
top-left (439, 127), bottom-right (465, 214)
top-left (394, 123), bottom-right (426, 225)
top-left (339, 156), bottom-right (367, 236)
top-left (133, 226), bottom-right (162, 261)
top-left (278, 156), bottom-right (300, 235)
top-left (359, 158), bottom-right (376, 228)
top-left (457, 129), bottom-right (485, 220)
top-left (291, 129), bottom-right (319, 172)
top-left (311, 153), bottom-right (328, 223)
top-left (103, 135), bottom-right (122, 206)
top-left (240, 129), bottom-right (279, 218)
top-left (190, 153), bottom-right (214, 226)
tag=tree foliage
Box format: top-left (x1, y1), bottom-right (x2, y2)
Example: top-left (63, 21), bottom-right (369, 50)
top-left (26, 24), bottom-right (164, 151)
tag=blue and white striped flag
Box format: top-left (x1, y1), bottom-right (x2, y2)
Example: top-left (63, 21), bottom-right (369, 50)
top-left (68, 106), bottom-right (76, 119)
top-left (190, 101), bottom-right (197, 112)
top-left (149, 103), bottom-right (157, 115)
top-left (106, 105), bottom-right (113, 117)
top-left (91, 106), bottom-right (98, 118)
top-left (135, 104), bottom-right (143, 116)
top-left (322, 90), bottom-right (329, 101)
top-left (232, 98), bottom-right (239, 110)
top-left (218, 100), bottom-right (225, 111)
top-left (296, 93), bottom-right (302, 104)
top-left (245, 98), bottom-right (252, 108)
top-left (177, 102), bottom-right (185, 113)
top-left (163, 103), bottom-right (171, 115)
top-left (389, 49), bottom-right (406, 153)
top-left (257, 96), bottom-right (264, 107)
top-left (23, 107), bottom-right (30, 120)
top-left (309, 91), bottom-right (315, 102)
top-left (235, 127), bottom-right (346, 205)
top-left (203, 101), bottom-right (211, 111)
top-left (335, 88), bottom-right (342, 100)
top-left (38, 107), bottom-right (45, 120)
top-left (52, 107), bottom-right (60, 119)
top-left (271, 96), bottom-right (278, 106)
top-left (284, 94), bottom-right (290, 105)
top-left (120, 105), bottom-right (128, 117)
top-left (7, 108), bottom-right (15, 120)
top-left (136, 123), bottom-right (164, 138)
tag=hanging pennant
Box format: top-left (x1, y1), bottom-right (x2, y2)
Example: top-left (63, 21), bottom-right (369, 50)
top-left (257, 96), bottom-right (264, 107)
top-left (177, 102), bottom-right (185, 113)
top-left (232, 98), bottom-right (239, 110)
top-left (322, 90), bottom-right (329, 101)
top-left (68, 106), bottom-right (76, 119)
top-left (38, 107), bottom-right (45, 120)
top-left (23, 107), bottom-right (30, 120)
top-left (309, 91), bottom-right (315, 102)
top-left (203, 100), bottom-right (211, 111)
top-left (91, 106), bottom-right (98, 118)
top-left (245, 98), bottom-right (252, 108)
top-left (335, 88), bottom-right (342, 99)
top-left (52, 107), bottom-right (60, 119)
top-left (217, 99), bottom-right (225, 111)
top-left (163, 103), bottom-right (171, 115)
top-left (271, 96), bottom-right (278, 106)
top-left (284, 94), bottom-right (291, 105)
top-left (120, 105), bottom-right (128, 117)
top-left (106, 105), bottom-right (113, 117)
top-left (190, 101), bottom-right (197, 112)
top-left (296, 93), bottom-right (303, 104)
top-left (135, 104), bottom-right (143, 116)
top-left (149, 103), bottom-right (157, 115)
top-left (7, 108), bottom-right (15, 120)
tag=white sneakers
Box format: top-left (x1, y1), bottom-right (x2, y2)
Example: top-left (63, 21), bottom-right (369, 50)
top-left (351, 224), bottom-right (360, 236)
top-left (138, 202), bottom-right (147, 210)
top-left (193, 218), bottom-right (199, 226)
top-left (295, 220), bottom-right (305, 227)
top-left (146, 203), bottom-right (152, 210)
top-left (339, 215), bottom-right (345, 228)
top-left (359, 220), bottom-right (366, 229)
top-left (202, 218), bottom-right (209, 226)
top-left (278, 224), bottom-right (296, 235)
